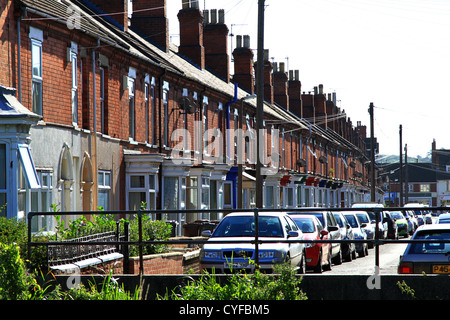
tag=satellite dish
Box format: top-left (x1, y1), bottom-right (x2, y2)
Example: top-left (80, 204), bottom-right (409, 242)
top-left (179, 97), bottom-right (198, 114)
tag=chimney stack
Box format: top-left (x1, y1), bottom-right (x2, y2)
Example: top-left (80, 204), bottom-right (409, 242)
top-left (288, 70), bottom-right (302, 117)
top-left (314, 84), bottom-right (327, 129)
top-left (88, 0), bottom-right (130, 31)
top-left (273, 62), bottom-right (289, 109)
top-left (263, 49), bottom-right (273, 105)
top-left (232, 35), bottom-right (254, 94)
top-left (178, 0), bottom-right (205, 69)
top-left (203, 9), bottom-right (230, 82)
top-left (131, 0), bottom-right (169, 52)
top-left (301, 92), bottom-right (315, 124)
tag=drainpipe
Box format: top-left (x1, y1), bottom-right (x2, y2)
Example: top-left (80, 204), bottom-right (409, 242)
top-left (225, 83), bottom-right (238, 161)
top-left (157, 69), bottom-right (167, 220)
top-left (17, 10), bottom-right (26, 102)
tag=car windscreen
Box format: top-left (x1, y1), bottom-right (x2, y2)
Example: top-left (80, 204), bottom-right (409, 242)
top-left (438, 219), bottom-right (450, 224)
top-left (334, 214), bottom-right (344, 228)
top-left (391, 212), bottom-right (404, 220)
top-left (294, 212), bottom-right (324, 225)
top-left (343, 214), bottom-right (359, 228)
top-left (356, 213), bottom-right (370, 224)
top-left (292, 218), bottom-right (315, 233)
top-left (212, 216), bottom-right (283, 238)
top-left (407, 231), bottom-right (450, 254)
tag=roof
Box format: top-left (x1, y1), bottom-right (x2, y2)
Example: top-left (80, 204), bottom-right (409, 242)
top-left (0, 85), bottom-right (42, 120)
top-left (379, 162), bottom-right (450, 183)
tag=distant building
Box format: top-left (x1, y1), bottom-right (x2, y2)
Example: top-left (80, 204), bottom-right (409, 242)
top-left (380, 140), bottom-right (450, 207)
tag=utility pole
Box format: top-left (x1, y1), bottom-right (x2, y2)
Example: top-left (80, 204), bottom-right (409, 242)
top-left (405, 144), bottom-right (408, 204)
top-left (255, 0), bottom-right (265, 209)
top-left (369, 103), bottom-right (375, 202)
top-left (399, 125), bottom-right (403, 207)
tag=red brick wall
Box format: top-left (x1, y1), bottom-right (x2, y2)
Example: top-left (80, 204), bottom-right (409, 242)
top-left (128, 252), bottom-right (184, 275)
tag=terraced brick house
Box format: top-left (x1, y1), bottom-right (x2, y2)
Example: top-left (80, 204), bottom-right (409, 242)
top-left (0, 0), bottom-right (381, 235)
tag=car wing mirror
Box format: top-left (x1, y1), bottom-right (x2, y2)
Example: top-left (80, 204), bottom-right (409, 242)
top-left (288, 231), bottom-right (299, 238)
top-left (320, 230), bottom-right (329, 238)
top-left (201, 230), bottom-right (212, 237)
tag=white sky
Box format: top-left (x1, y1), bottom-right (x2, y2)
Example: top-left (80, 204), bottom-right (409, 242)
top-left (167, 0), bottom-right (450, 158)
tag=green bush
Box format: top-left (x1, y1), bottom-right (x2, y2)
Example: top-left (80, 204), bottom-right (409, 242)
top-left (127, 214), bottom-right (172, 257)
top-left (0, 243), bottom-right (32, 300)
top-left (161, 261), bottom-right (307, 300)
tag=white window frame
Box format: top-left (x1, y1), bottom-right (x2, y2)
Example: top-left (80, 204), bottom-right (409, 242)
top-left (163, 81), bottom-right (170, 147)
top-left (98, 170), bottom-right (111, 211)
top-left (70, 42), bottom-right (78, 125)
top-left (31, 40), bottom-right (43, 116)
top-left (31, 171), bottom-right (53, 233)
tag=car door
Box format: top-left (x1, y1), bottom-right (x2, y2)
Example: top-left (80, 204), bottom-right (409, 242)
top-left (326, 211), bottom-right (341, 256)
top-left (284, 215), bottom-right (303, 265)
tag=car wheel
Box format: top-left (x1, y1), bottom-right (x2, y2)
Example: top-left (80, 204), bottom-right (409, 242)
top-left (322, 249), bottom-right (332, 271)
top-left (364, 244), bottom-right (369, 256)
top-left (344, 245), bottom-right (352, 262)
top-left (298, 250), bottom-right (307, 274)
top-left (351, 247), bottom-right (357, 260)
top-left (313, 250), bottom-right (323, 273)
top-left (332, 245), bottom-right (342, 265)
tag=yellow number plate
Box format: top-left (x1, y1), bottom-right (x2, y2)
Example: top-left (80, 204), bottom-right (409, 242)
top-left (433, 265), bottom-right (450, 274)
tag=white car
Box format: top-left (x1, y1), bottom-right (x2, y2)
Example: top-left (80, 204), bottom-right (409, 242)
top-left (200, 212), bottom-right (306, 273)
top-left (352, 203), bottom-right (388, 239)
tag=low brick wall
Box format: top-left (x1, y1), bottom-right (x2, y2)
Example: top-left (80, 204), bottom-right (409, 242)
top-left (128, 252), bottom-right (184, 274)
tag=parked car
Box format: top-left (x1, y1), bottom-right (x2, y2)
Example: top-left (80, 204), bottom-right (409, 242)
top-left (342, 212), bottom-right (369, 257)
top-left (352, 203), bottom-right (388, 239)
top-left (354, 211), bottom-right (375, 248)
top-left (200, 212), bottom-right (306, 273)
top-left (287, 210), bottom-right (343, 265)
top-left (404, 203), bottom-right (427, 226)
top-left (398, 224), bottom-right (450, 274)
top-left (333, 212), bottom-right (356, 262)
top-left (290, 214), bottom-right (332, 273)
top-left (390, 211), bottom-right (409, 237)
top-left (385, 212), bottom-right (399, 239)
top-left (436, 213), bottom-right (450, 224)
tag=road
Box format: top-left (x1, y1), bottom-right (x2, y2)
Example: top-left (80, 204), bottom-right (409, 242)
top-left (324, 242), bottom-right (408, 275)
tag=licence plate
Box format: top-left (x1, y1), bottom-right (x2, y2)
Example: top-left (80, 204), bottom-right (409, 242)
top-left (225, 261), bottom-right (250, 269)
top-left (433, 265), bottom-right (450, 274)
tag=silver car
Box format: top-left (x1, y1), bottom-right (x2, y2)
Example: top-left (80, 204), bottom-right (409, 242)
top-left (398, 224), bottom-right (450, 274)
top-left (200, 212), bottom-right (306, 273)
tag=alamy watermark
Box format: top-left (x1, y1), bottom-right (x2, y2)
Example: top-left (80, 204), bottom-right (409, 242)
top-left (170, 123), bottom-right (280, 175)
top-left (67, 4), bottom-right (81, 30)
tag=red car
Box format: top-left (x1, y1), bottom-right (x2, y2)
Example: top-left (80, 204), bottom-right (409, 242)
top-left (290, 214), bottom-right (332, 273)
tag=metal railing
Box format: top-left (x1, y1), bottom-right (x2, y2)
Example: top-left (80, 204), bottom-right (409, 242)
top-left (27, 206), bottom-right (450, 275)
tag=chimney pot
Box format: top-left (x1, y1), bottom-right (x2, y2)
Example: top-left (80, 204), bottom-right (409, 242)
top-left (218, 9), bottom-right (225, 24)
top-left (236, 35), bottom-right (242, 48)
top-left (203, 10), bottom-right (210, 24)
top-left (210, 9), bottom-right (217, 23)
top-left (243, 35), bottom-right (250, 48)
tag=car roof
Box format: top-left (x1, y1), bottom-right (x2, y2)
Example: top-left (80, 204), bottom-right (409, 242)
top-left (224, 211), bottom-right (288, 217)
top-left (415, 224), bottom-right (450, 232)
top-left (438, 213), bottom-right (450, 219)
top-left (352, 203), bottom-right (384, 208)
top-left (289, 214), bottom-right (321, 221)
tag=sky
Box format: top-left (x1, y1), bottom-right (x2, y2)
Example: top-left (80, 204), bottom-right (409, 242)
top-left (166, 0), bottom-right (450, 158)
